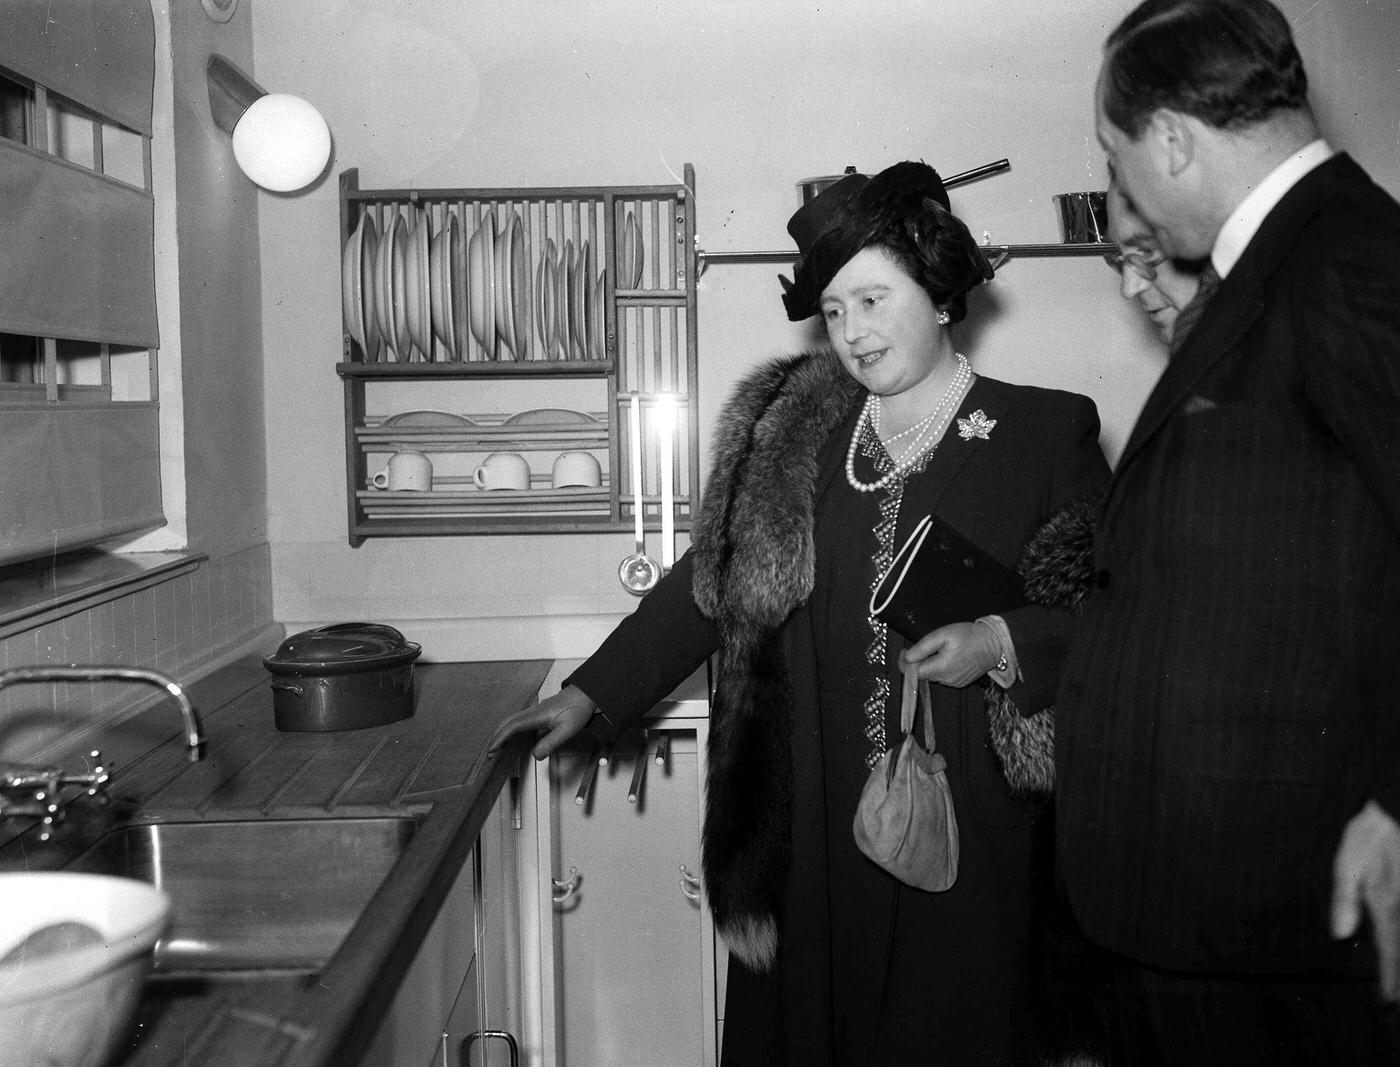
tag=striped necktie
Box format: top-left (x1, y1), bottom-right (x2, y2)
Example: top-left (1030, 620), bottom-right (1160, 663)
top-left (1169, 263), bottom-right (1221, 355)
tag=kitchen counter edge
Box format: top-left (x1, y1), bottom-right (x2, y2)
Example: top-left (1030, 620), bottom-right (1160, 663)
top-left (0, 656), bottom-right (552, 1067)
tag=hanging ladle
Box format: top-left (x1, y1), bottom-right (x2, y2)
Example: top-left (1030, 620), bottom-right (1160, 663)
top-left (619, 394), bottom-right (661, 595)
top-left (619, 536), bottom-right (661, 595)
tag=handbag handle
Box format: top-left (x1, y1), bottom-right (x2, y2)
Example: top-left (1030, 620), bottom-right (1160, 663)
top-left (898, 663), bottom-right (935, 752)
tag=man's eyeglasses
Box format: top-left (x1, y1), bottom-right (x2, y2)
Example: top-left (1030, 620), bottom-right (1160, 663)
top-left (1104, 246), bottom-right (1167, 279)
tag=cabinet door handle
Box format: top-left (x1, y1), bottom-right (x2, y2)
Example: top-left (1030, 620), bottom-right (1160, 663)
top-left (575, 745), bottom-right (600, 806)
top-left (461, 1029), bottom-right (520, 1067)
top-left (627, 739), bottom-right (647, 804)
top-left (679, 863), bottom-right (701, 901)
top-left (653, 732), bottom-right (670, 768)
top-left (552, 864), bottom-right (581, 903)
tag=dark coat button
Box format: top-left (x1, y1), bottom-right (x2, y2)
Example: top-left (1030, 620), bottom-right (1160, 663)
top-left (1094, 568), bottom-right (1112, 589)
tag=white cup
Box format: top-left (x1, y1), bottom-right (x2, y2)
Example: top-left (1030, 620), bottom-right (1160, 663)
top-left (372, 450), bottom-right (433, 491)
top-left (551, 451), bottom-right (602, 489)
top-left (473, 451), bottom-right (530, 491)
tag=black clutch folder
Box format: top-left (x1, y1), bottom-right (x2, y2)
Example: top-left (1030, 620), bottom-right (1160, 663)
top-left (869, 513), bottom-right (1026, 642)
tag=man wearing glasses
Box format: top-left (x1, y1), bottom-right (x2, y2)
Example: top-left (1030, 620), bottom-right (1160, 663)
top-left (1104, 182), bottom-right (1201, 347)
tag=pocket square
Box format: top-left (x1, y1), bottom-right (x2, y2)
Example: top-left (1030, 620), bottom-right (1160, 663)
top-left (1182, 394), bottom-right (1218, 415)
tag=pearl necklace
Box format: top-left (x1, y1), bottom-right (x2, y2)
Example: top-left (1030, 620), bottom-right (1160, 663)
top-left (882, 412), bottom-right (935, 445)
top-left (845, 352), bottom-right (972, 493)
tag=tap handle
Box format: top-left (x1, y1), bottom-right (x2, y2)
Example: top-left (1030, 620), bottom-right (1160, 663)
top-left (57, 751), bottom-right (110, 796)
top-left (0, 770), bottom-right (62, 839)
top-left (0, 750), bottom-right (111, 842)
top-left (0, 764), bottom-right (62, 792)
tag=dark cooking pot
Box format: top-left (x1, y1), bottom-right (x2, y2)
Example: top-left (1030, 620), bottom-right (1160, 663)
top-left (263, 623), bottom-right (421, 732)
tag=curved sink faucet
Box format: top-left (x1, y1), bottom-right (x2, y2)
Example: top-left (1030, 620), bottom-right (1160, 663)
top-left (0, 666), bottom-right (206, 840)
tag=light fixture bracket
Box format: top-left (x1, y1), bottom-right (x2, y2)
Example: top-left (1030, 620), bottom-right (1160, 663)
top-left (201, 0), bottom-right (239, 22)
top-left (206, 55), bottom-right (265, 135)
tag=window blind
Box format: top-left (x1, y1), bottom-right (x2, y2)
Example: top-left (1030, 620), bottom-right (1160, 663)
top-left (0, 406), bottom-right (163, 561)
top-left (0, 1), bottom-right (154, 139)
top-left (0, 0), bottom-right (163, 567)
top-left (0, 140), bottom-right (158, 347)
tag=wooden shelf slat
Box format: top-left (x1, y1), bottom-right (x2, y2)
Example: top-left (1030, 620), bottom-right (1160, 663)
top-left (337, 359), bottom-right (614, 380)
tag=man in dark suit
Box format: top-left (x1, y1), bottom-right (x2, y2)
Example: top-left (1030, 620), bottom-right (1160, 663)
top-left (1056, 1), bottom-right (1400, 1062)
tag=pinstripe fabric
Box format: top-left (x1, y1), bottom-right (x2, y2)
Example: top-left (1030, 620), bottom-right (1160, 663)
top-left (1057, 154), bottom-right (1400, 975)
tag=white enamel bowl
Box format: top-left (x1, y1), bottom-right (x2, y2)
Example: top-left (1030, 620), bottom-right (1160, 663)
top-left (0, 873), bottom-right (171, 1067)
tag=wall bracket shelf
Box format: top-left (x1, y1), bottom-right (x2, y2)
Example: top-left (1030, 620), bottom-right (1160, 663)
top-left (695, 241), bottom-right (1113, 275)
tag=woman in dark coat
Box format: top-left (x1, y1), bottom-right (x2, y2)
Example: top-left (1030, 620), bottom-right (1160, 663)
top-left (489, 161), bottom-right (1110, 1065)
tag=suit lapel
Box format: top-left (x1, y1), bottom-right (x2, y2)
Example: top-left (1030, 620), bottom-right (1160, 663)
top-left (1109, 154), bottom-right (1359, 491)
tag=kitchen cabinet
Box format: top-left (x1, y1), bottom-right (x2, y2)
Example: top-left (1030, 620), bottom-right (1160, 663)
top-left (336, 169), bottom-right (700, 542)
top-left (364, 835), bottom-right (481, 1065)
top-left (359, 659), bottom-right (718, 1067)
top-left (366, 790), bottom-right (521, 1067)
top-left (517, 662), bottom-right (721, 1067)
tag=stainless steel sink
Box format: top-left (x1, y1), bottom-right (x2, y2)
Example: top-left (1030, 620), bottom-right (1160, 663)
top-left (65, 817), bottom-right (418, 975)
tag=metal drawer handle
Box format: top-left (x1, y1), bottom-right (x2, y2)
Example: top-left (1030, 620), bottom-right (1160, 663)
top-left (462, 1029), bottom-right (519, 1067)
top-left (552, 865), bottom-right (581, 904)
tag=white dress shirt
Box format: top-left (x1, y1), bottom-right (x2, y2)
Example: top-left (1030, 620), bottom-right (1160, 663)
top-left (1212, 138), bottom-right (1335, 279)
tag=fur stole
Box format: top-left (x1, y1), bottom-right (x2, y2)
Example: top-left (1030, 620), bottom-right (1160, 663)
top-left (984, 498), bottom-right (1098, 794)
top-left (688, 350), bottom-right (1096, 970)
top-left (690, 351), bottom-right (860, 972)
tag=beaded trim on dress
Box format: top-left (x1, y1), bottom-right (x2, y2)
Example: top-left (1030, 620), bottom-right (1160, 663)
top-left (857, 423), bottom-right (939, 768)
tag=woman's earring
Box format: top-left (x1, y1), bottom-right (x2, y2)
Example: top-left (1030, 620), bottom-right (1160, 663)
top-left (936, 309), bottom-right (951, 326)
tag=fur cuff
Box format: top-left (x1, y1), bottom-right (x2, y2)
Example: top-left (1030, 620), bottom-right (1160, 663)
top-left (717, 913), bottom-right (780, 972)
top-left (986, 686), bottom-right (1056, 794)
top-left (985, 498), bottom-right (1098, 794)
top-left (1020, 497), bottom-right (1098, 611)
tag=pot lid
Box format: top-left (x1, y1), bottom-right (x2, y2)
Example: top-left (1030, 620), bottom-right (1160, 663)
top-left (264, 622), bottom-right (421, 674)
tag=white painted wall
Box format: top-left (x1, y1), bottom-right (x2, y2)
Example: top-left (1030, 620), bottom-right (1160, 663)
top-left (250, 0), bottom-right (1400, 661)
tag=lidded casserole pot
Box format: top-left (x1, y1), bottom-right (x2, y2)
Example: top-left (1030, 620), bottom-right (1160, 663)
top-left (263, 623), bottom-right (421, 732)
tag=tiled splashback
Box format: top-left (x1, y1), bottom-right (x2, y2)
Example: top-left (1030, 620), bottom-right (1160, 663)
top-left (0, 544), bottom-right (279, 761)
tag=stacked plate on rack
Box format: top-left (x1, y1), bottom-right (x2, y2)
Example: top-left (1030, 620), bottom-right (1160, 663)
top-left (341, 213), bottom-right (381, 362)
top-left (535, 238), bottom-right (608, 361)
top-left (342, 206), bottom-right (629, 364)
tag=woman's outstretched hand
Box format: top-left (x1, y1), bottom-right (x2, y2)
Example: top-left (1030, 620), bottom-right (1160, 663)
top-left (485, 685), bottom-right (599, 762)
top-left (899, 621), bottom-right (1000, 689)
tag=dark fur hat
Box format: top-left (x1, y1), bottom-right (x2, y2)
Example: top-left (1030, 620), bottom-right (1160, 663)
top-left (779, 160), bottom-right (993, 322)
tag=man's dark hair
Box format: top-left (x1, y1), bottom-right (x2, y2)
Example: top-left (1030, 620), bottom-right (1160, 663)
top-left (1102, 0), bottom-right (1308, 136)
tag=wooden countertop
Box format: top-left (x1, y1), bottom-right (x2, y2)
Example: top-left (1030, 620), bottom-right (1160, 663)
top-left (0, 656), bottom-right (551, 1066)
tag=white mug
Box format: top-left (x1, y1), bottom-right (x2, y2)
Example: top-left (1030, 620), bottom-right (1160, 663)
top-left (551, 451), bottom-right (602, 489)
top-left (372, 450), bottom-right (433, 491)
top-left (473, 451), bottom-right (530, 491)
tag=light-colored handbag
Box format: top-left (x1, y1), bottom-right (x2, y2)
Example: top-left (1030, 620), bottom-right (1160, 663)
top-left (852, 665), bottom-right (959, 892)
